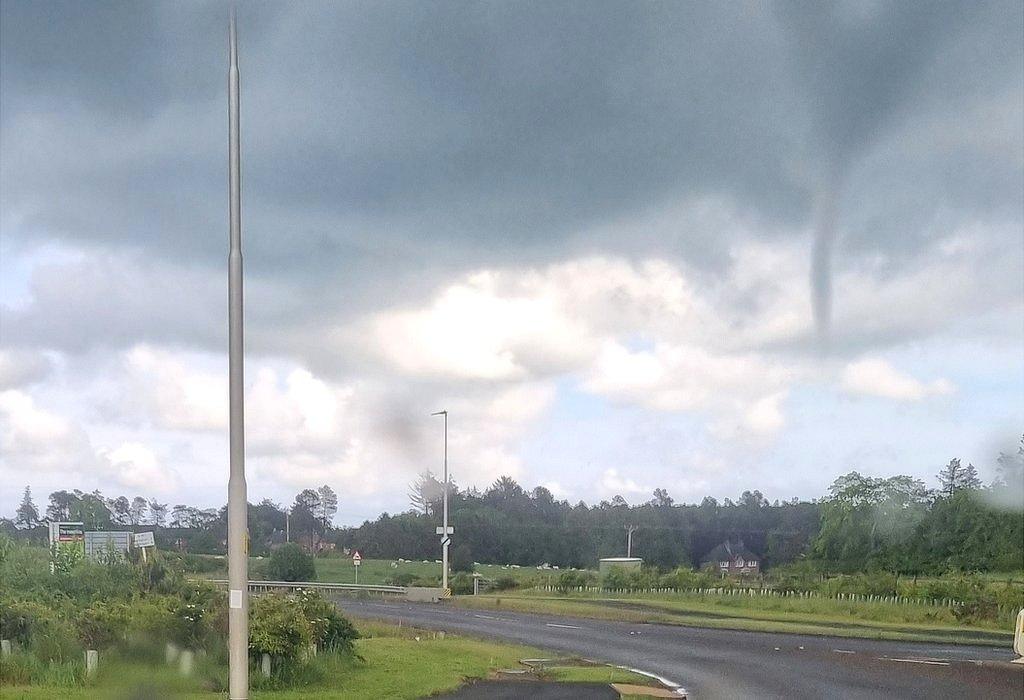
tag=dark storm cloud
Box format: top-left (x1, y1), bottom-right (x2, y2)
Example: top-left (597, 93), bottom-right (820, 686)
top-left (1, 0), bottom-right (1021, 353)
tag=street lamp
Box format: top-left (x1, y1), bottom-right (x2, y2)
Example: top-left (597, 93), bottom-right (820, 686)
top-left (226, 10), bottom-right (249, 699)
top-left (431, 410), bottom-right (453, 591)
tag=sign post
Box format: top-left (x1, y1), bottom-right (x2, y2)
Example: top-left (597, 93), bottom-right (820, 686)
top-left (134, 532), bottom-right (155, 563)
top-left (352, 550), bottom-right (361, 585)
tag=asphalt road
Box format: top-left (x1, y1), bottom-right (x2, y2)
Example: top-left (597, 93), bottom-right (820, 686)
top-left (336, 598), bottom-right (1023, 699)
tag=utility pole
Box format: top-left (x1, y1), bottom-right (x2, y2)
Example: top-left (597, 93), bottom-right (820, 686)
top-left (432, 410), bottom-right (453, 591)
top-left (625, 524), bottom-right (637, 558)
top-left (226, 10), bottom-right (248, 699)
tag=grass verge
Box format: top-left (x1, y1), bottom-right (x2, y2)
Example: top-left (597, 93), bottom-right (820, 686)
top-left (0, 622), bottom-right (547, 699)
top-left (453, 594), bottom-right (1013, 646)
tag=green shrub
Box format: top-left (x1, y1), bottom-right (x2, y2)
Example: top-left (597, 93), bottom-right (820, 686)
top-left (163, 552), bottom-right (225, 575)
top-left (293, 589), bottom-right (359, 653)
top-left (167, 582), bottom-right (224, 649)
top-left (0, 599), bottom-right (79, 662)
top-left (50, 542), bottom-right (84, 574)
top-left (450, 572), bottom-right (474, 594)
top-left (266, 544), bottom-right (316, 582)
top-left (249, 594), bottom-right (313, 661)
top-left (658, 567), bottom-right (717, 590)
top-left (556, 570), bottom-right (594, 593)
top-left (386, 572), bottom-right (419, 586)
top-left (492, 575), bottom-right (519, 591)
top-left (126, 596), bottom-right (176, 641)
top-left (75, 600), bottom-right (131, 649)
top-left (450, 544), bottom-right (474, 573)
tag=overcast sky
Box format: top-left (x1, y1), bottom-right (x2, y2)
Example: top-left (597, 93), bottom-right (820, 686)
top-left (1, 1), bottom-right (1021, 525)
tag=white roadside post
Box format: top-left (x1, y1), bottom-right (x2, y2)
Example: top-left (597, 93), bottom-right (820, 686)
top-left (85, 649), bottom-right (98, 677)
top-left (432, 410), bottom-right (453, 593)
top-left (1013, 608), bottom-right (1024, 664)
top-left (353, 550), bottom-right (362, 584)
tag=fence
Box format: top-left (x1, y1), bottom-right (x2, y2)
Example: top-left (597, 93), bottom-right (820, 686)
top-left (532, 583), bottom-right (1017, 616)
top-left (205, 579), bottom-right (407, 597)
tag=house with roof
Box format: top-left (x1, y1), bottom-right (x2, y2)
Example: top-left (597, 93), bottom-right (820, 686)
top-left (702, 540), bottom-right (760, 576)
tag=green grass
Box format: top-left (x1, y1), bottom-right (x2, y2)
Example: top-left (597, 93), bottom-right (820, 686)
top-left (453, 593), bottom-right (1014, 646)
top-left (0, 621), bottom-right (551, 699)
top-left (541, 665), bottom-right (655, 685)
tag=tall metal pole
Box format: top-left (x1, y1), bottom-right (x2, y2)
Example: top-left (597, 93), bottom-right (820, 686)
top-left (432, 410), bottom-right (450, 591)
top-left (227, 10), bottom-right (248, 699)
top-left (625, 524), bottom-right (637, 558)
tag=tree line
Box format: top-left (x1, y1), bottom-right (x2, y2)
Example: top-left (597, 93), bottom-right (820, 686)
top-left (8, 485), bottom-right (338, 557)
top-left (6, 437), bottom-right (1022, 574)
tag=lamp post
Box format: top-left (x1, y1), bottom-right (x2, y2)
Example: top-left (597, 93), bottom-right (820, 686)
top-left (431, 410), bottom-right (452, 591)
top-left (226, 10), bottom-right (248, 699)
top-left (625, 524), bottom-right (637, 558)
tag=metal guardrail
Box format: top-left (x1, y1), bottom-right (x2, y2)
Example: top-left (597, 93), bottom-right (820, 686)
top-left (204, 579), bottom-right (407, 595)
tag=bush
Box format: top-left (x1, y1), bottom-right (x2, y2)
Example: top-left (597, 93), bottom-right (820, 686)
top-left (0, 599), bottom-right (79, 662)
top-left (385, 572), bottom-right (419, 587)
top-left (249, 594), bottom-right (313, 661)
top-left (601, 566), bottom-right (660, 591)
top-left (294, 590), bottom-right (359, 653)
top-left (492, 575), bottom-right (519, 591)
top-left (75, 600), bottom-right (131, 649)
top-left (658, 567), bottom-right (717, 590)
top-left (555, 570), bottom-right (594, 593)
top-left (164, 552), bottom-right (225, 575)
top-left (450, 572), bottom-right (474, 595)
top-left (449, 544), bottom-right (474, 573)
top-left (266, 544), bottom-right (316, 582)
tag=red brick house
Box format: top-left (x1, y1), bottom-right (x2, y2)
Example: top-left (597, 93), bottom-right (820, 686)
top-left (702, 540), bottom-right (760, 576)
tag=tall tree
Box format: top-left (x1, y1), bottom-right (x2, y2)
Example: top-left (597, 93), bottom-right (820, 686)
top-left (409, 471), bottom-right (443, 514)
top-left (937, 458), bottom-right (981, 497)
top-left (650, 488), bottom-right (674, 508)
top-left (170, 504), bottom-right (189, 528)
top-left (46, 490), bottom-right (77, 521)
top-left (129, 496), bottom-right (148, 525)
top-left (317, 485), bottom-right (338, 532)
top-left (995, 434), bottom-right (1024, 493)
top-left (15, 487), bottom-right (39, 529)
top-left (72, 490), bottom-right (112, 529)
top-left (291, 489), bottom-right (322, 550)
top-left (108, 496), bottom-right (131, 525)
top-left (148, 500), bottom-right (168, 527)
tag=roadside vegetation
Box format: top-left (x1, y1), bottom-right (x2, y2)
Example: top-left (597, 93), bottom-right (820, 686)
top-left (0, 535), bottom-right (666, 698)
top-left (0, 535), bottom-right (359, 696)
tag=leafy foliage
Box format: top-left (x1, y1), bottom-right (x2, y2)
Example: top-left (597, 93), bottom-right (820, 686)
top-left (249, 594), bottom-right (313, 659)
top-left (266, 543), bottom-right (316, 582)
top-left (294, 589), bottom-right (359, 653)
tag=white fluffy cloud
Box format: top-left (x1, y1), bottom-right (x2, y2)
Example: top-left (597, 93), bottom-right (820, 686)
top-left (600, 468), bottom-right (649, 497)
top-left (0, 389), bottom-right (179, 494)
top-left (841, 358), bottom-right (955, 401)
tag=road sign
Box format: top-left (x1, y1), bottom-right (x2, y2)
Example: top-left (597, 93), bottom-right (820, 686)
top-left (435, 526), bottom-right (454, 535)
top-left (440, 536), bottom-right (451, 547)
top-left (134, 532), bottom-right (155, 548)
top-left (49, 521), bottom-right (85, 545)
top-left (352, 551), bottom-right (362, 566)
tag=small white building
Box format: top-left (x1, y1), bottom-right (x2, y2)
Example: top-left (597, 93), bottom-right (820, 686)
top-left (598, 557), bottom-right (643, 575)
